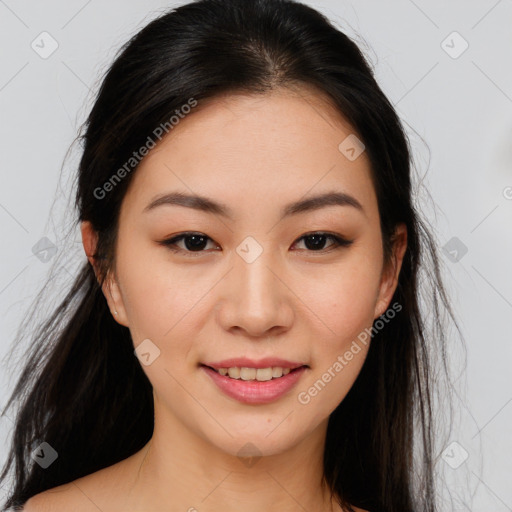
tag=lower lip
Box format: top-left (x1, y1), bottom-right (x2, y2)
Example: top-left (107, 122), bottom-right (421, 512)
top-left (201, 366), bottom-right (307, 404)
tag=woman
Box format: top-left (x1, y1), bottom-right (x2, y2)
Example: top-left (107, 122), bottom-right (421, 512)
top-left (0, 0), bottom-right (457, 510)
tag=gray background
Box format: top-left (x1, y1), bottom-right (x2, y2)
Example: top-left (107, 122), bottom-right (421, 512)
top-left (0, 0), bottom-right (511, 510)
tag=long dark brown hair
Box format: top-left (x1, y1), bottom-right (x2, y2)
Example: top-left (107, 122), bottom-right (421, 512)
top-left (1, 0), bottom-right (459, 510)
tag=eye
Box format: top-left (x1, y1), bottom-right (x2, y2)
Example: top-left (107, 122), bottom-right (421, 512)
top-left (292, 232), bottom-right (353, 252)
top-left (159, 232), bottom-right (219, 255)
top-left (159, 231), bottom-right (353, 256)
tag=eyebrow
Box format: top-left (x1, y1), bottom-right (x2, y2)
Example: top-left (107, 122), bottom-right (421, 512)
top-left (144, 190), bottom-right (364, 219)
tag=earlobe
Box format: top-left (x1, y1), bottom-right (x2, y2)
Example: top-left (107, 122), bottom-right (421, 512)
top-left (102, 275), bottom-right (129, 327)
top-left (374, 223), bottom-right (408, 319)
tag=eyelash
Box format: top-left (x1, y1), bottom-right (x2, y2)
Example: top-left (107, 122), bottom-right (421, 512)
top-left (159, 231), bottom-right (353, 256)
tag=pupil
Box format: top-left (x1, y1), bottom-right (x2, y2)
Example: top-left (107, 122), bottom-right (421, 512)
top-left (305, 234), bottom-right (326, 250)
top-left (185, 235), bottom-right (207, 251)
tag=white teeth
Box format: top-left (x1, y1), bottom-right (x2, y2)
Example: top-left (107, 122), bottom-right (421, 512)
top-left (240, 367), bottom-right (256, 380)
top-left (227, 367), bottom-right (240, 379)
top-left (272, 367), bottom-right (283, 378)
top-left (255, 368), bottom-right (273, 381)
top-left (215, 366), bottom-right (297, 381)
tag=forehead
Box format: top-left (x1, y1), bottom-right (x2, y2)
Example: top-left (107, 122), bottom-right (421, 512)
top-left (121, 86), bottom-right (378, 222)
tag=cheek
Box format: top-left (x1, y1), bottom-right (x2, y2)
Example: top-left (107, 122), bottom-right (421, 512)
top-left (114, 236), bottom-right (200, 345)
top-left (295, 246), bottom-right (382, 410)
top-left (298, 250), bottom-right (383, 344)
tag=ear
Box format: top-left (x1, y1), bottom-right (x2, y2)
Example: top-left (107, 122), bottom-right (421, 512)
top-left (81, 221), bottom-right (129, 327)
top-left (374, 223), bottom-right (407, 319)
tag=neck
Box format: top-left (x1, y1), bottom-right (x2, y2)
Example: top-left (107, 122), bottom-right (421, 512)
top-left (124, 400), bottom-right (340, 512)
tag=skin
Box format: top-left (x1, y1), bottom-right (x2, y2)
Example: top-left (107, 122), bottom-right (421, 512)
top-left (25, 85), bottom-right (406, 512)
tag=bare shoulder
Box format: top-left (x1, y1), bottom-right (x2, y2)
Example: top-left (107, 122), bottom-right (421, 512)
top-left (21, 481), bottom-right (85, 511)
top-left (21, 450), bottom-right (145, 512)
top-left (22, 466), bottom-right (124, 511)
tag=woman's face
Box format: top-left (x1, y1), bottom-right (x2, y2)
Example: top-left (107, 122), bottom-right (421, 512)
top-left (87, 87), bottom-right (406, 458)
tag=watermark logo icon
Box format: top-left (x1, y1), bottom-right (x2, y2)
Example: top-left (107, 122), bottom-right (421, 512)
top-left (31, 32), bottom-right (59, 59)
top-left (236, 236), bottom-right (263, 264)
top-left (31, 442), bottom-right (58, 469)
top-left (338, 134), bottom-right (365, 161)
top-left (442, 441), bottom-right (469, 469)
top-left (134, 338), bottom-right (161, 366)
top-left (237, 442), bottom-right (262, 468)
top-left (442, 236), bottom-right (468, 263)
top-left (441, 31), bottom-right (469, 59)
top-left (32, 237), bottom-right (57, 263)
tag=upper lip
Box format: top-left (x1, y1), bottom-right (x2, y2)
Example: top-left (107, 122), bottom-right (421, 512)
top-left (202, 357), bottom-right (307, 370)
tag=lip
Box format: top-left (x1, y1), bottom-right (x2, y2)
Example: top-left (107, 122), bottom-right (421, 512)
top-left (201, 363), bottom-right (308, 404)
top-left (202, 357), bottom-right (305, 370)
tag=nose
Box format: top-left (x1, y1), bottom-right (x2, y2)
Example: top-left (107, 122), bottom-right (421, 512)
top-left (215, 246), bottom-right (294, 339)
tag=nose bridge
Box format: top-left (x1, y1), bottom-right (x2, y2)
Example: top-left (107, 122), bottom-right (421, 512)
top-left (235, 236), bottom-right (279, 308)
top-left (218, 235), bottom-right (292, 336)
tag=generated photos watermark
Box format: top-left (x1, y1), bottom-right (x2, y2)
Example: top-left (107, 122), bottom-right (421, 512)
top-left (93, 97), bottom-right (198, 200)
top-left (297, 301), bottom-right (402, 405)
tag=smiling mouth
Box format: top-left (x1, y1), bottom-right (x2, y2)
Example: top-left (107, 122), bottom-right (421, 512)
top-left (201, 365), bottom-right (307, 381)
